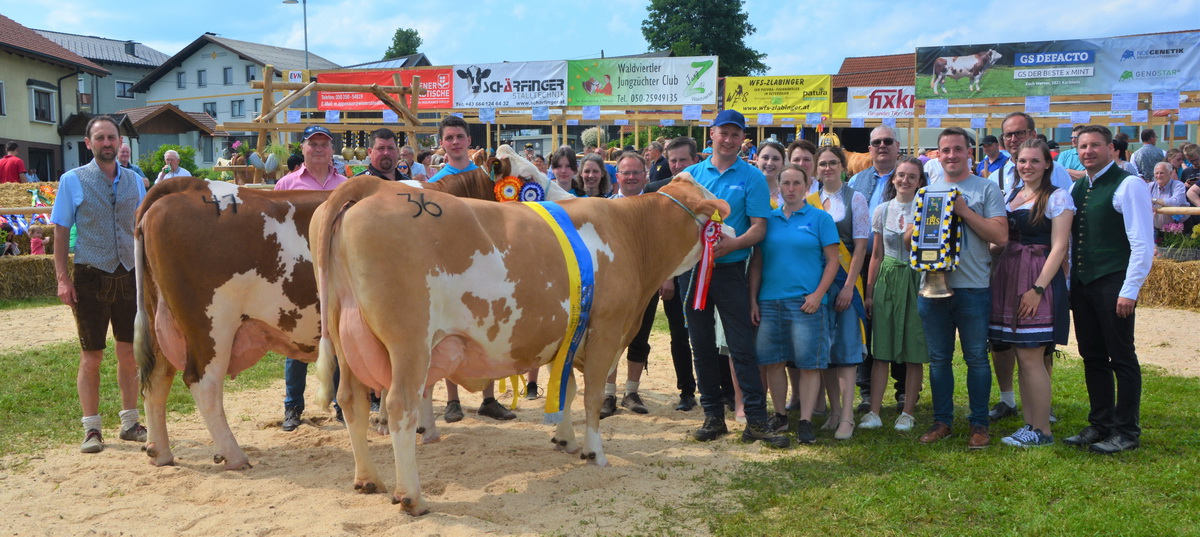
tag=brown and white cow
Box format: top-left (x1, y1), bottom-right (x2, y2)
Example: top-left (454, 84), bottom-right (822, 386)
top-left (309, 174), bottom-right (729, 515)
top-left (135, 145), bottom-right (568, 470)
top-left (930, 49), bottom-right (1003, 94)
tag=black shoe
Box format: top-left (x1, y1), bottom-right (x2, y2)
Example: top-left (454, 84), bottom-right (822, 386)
top-left (282, 407), bottom-right (302, 432)
top-left (794, 419), bottom-right (816, 444)
top-left (333, 403), bottom-right (345, 424)
top-left (370, 394), bottom-right (381, 413)
top-left (444, 400), bottom-right (464, 423)
top-left (599, 395), bottom-right (618, 419)
top-left (525, 382), bottom-right (540, 400)
top-left (989, 401), bottom-right (1018, 422)
top-left (1089, 434), bottom-right (1140, 454)
top-left (693, 415), bottom-right (729, 441)
top-left (744, 422), bottom-right (790, 448)
top-left (119, 422), bottom-right (148, 442)
top-left (478, 398), bottom-right (516, 421)
top-left (723, 395), bottom-right (736, 413)
top-left (766, 413), bottom-right (788, 433)
top-left (1063, 425), bottom-right (1106, 447)
top-left (621, 392), bottom-right (649, 414)
top-left (855, 400), bottom-right (871, 414)
top-left (675, 394), bottom-right (697, 411)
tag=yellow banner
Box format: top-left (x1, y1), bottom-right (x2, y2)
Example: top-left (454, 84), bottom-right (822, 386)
top-left (723, 76), bottom-right (831, 114)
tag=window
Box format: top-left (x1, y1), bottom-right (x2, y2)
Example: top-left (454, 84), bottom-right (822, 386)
top-left (224, 67), bottom-right (233, 86)
top-left (197, 69), bottom-right (207, 88)
top-left (253, 98), bottom-right (262, 115)
top-left (203, 102), bottom-right (217, 118)
top-left (116, 81), bottom-right (134, 99)
top-left (231, 99), bottom-right (245, 117)
top-left (245, 65), bottom-right (256, 82)
top-left (0, 81), bottom-right (6, 116)
top-left (201, 137), bottom-right (214, 163)
top-left (177, 72), bottom-right (186, 89)
top-left (31, 88), bottom-right (54, 122)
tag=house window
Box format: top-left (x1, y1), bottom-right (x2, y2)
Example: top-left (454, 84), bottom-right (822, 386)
top-left (177, 72), bottom-right (186, 89)
top-left (116, 81), bottom-right (134, 99)
top-left (0, 81), bottom-right (6, 116)
top-left (254, 98), bottom-right (262, 115)
top-left (246, 65), bottom-right (256, 82)
top-left (197, 69), bottom-right (207, 88)
top-left (203, 102), bottom-right (217, 118)
top-left (31, 88), bottom-right (55, 123)
top-left (224, 67), bottom-right (233, 86)
top-left (201, 136), bottom-right (214, 163)
top-left (231, 100), bottom-right (245, 117)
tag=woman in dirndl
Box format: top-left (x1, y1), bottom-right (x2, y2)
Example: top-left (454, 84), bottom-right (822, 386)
top-left (989, 139), bottom-right (1074, 448)
top-left (863, 156), bottom-right (928, 432)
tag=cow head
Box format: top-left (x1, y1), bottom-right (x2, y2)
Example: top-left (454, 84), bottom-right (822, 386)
top-left (455, 66), bottom-right (492, 94)
top-left (983, 49), bottom-right (1003, 68)
top-left (657, 173), bottom-right (734, 274)
top-left (492, 144), bottom-right (575, 201)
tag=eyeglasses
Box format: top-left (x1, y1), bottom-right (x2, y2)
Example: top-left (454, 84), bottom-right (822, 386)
top-left (1002, 130), bottom-right (1031, 140)
top-left (869, 138), bottom-right (895, 147)
top-left (399, 166), bottom-right (409, 170)
top-left (816, 161), bottom-right (842, 168)
top-left (617, 170), bottom-right (645, 177)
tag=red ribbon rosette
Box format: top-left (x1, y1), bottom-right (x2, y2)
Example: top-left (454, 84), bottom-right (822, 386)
top-left (494, 176), bottom-right (523, 202)
top-left (692, 212), bottom-right (723, 310)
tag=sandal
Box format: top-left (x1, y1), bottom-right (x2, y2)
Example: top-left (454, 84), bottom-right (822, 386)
top-left (834, 419), bottom-right (856, 441)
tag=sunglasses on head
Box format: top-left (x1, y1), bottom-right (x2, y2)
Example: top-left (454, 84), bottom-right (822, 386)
top-left (870, 138), bottom-right (895, 147)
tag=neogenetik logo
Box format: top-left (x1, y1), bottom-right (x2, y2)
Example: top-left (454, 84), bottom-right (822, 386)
top-left (1121, 48), bottom-right (1186, 61)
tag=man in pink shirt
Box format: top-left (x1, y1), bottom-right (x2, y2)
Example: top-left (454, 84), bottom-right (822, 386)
top-left (276, 125), bottom-right (348, 431)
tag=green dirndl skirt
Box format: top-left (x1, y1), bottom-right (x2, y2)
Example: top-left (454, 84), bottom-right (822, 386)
top-left (872, 256), bottom-right (928, 364)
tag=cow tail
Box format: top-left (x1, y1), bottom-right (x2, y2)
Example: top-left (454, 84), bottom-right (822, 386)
top-left (134, 221), bottom-right (156, 393)
top-left (314, 199), bottom-right (355, 411)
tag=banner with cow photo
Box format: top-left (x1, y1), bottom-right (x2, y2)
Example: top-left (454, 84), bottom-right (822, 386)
top-left (847, 86), bottom-right (915, 118)
top-left (451, 61), bottom-right (567, 109)
top-left (316, 68), bottom-right (454, 110)
top-left (915, 32), bottom-right (1200, 99)
top-left (565, 56), bottom-right (718, 107)
top-left (722, 75), bottom-right (831, 115)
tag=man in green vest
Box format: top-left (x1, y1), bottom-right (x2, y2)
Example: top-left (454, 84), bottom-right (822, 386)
top-left (1063, 125), bottom-right (1154, 454)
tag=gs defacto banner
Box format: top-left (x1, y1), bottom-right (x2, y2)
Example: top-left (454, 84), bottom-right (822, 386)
top-left (916, 32), bottom-right (1200, 99)
top-left (452, 61), bottom-right (567, 108)
top-left (566, 56), bottom-right (718, 106)
top-left (723, 76), bottom-right (831, 114)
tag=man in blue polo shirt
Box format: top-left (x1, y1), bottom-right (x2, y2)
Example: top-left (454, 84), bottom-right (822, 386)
top-left (428, 115), bottom-right (478, 182)
top-left (683, 109), bottom-right (788, 448)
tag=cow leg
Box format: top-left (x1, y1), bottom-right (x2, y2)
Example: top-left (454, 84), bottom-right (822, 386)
top-left (580, 348), bottom-right (618, 467)
top-left (372, 388), bottom-right (390, 436)
top-left (143, 352), bottom-right (176, 466)
top-left (417, 388), bottom-right (440, 444)
top-left (551, 373), bottom-right (581, 454)
top-left (189, 360), bottom-right (251, 470)
top-left (387, 382), bottom-right (428, 516)
top-left (338, 357), bottom-right (385, 494)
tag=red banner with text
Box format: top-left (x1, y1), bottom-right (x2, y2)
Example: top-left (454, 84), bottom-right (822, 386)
top-left (317, 68), bottom-right (454, 110)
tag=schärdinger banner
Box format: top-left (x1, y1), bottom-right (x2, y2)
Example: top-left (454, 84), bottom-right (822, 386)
top-left (451, 61), bottom-right (567, 108)
top-left (723, 76), bottom-right (831, 114)
top-left (847, 86), bottom-right (915, 118)
top-left (916, 31), bottom-right (1200, 99)
top-left (566, 56), bottom-right (718, 106)
top-left (317, 68), bottom-right (454, 110)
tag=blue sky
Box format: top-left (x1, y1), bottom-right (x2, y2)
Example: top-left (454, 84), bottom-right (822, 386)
top-left (7, 0), bottom-right (1199, 75)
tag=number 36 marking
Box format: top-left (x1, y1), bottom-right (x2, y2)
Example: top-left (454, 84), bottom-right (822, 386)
top-left (397, 193), bottom-right (442, 218)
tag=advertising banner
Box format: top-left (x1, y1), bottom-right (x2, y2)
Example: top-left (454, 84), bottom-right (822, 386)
top-left (847, 86), bottom-right (915, 118)
top-left (317, 68), bottom-right (454, 110)
top-left (566, 56), bottom-right (718, 106)
top-left (451, 61), bottom-right (567, 108)
top-left (916, 32), bottom-right (1200, 99)
top-left (723, 75), bottom-right (831, 114)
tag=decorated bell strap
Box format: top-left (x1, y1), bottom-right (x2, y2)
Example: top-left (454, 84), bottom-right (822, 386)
top-left (909, 186), bottom-right (962, 272)
top-left (692, 211), bottom-right (723, 311)
top-left (522, 201), bottom-right (594, 425)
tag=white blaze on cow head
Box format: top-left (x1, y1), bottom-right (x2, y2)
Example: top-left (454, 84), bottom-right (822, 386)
top-left (494, 144), bottom-right (575, 201)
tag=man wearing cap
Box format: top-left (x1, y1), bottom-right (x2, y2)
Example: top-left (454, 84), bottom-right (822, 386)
top-left (682, 110), bottom-right (789, 448)
top-left (354, 128), bottom-right (403, 181)
top-left (975, 135), bottom-right (1008, 179)
top-left (428, 116), bottom-right (477, 183)
top-left (275, 125), bottom-right (348, 431)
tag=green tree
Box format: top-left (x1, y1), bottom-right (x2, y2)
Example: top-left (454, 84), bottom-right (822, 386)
top-left (382, 28), bottom-right (423, 60)
top-left (641, 0), bottom-right (767, 77)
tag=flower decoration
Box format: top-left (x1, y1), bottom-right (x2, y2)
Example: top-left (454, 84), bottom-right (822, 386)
top-left (519, 181), bottom-right (546, 202)
top-left (494, 176), bottom-right (523, 202)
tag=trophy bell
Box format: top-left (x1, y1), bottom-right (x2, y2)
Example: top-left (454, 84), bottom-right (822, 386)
top-left (919, 271), bottom-right (954, 298)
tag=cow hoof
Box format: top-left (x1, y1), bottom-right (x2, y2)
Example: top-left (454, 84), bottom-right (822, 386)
top-left (145, 445), bottom-right (158, 458)
top-left (418, 432), bottom-right (441, 445)
top-left (395, 495), bottom-right (428, 516)
top-left (416, 426), bottom-right (425, 434)
top-left (587, 452), bottom-right (596, 460)
top-left (225, 459), bottom-right (252, 471)
top-left (213, 454), bottom-right (225, 464)
top-left (354, 481), bottom-right (380, 494)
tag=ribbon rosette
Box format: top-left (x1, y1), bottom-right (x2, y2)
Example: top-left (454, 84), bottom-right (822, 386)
top-left (494, 176), bottom-right (523, 202)
top-left (519, 182), bottom-right (545, 202)
top-left (692, 210), bottom-right (723, 310)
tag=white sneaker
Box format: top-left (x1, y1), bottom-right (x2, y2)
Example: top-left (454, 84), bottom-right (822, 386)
top-left (859, 411), bottom-right (883, 429)
top-left (894, 412), bottom-right (916, 432)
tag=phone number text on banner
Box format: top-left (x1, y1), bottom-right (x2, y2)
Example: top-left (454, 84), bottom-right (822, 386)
top-left (451, 61), bottom-right (567, 108)
top-left (566, 56), bottom-right (718, 106)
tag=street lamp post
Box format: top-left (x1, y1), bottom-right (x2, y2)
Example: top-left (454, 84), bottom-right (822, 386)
top-left (282, 0), bottom-right (309, 70)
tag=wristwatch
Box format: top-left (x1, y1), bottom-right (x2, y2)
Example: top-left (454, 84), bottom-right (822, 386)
top-left (1032, 285), bottom-right (1045, 296)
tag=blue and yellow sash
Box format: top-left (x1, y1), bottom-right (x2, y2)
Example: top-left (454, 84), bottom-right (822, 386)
top-left (523, 201), bottom-right (595, 424)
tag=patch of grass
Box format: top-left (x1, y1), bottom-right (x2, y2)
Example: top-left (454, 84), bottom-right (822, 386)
top-left (0, 341), bottom-right (285, 456)
top-left (0, 296), bottom-right (61, 311)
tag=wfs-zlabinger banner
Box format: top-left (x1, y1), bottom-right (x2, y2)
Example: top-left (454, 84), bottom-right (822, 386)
top-left (722, 76), bottom-right (832, 114)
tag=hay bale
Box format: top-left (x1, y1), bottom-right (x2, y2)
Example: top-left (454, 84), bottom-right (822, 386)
top-left (1139, 258), bottom-right (1200, 310)
top-left (0, 254), bottom-right (61, 300)
top-left (7, 224), bottom-right (55, 255)
top-left (0, 182), bottom-right (54, 208)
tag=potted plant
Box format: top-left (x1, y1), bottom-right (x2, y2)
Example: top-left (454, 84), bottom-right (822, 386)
top-left (1157, 222), bottom-right (1200, 262)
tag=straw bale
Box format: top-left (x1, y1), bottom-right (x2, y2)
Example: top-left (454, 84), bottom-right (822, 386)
top-left (1139, 258), bottom-right (1200, 310)
top-left (0, 182), bottom-right (53, 208)
top-left (0, 254), bottom-right (61, 300)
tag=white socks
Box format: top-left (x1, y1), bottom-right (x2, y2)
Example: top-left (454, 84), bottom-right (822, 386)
top-left (82, 415), bottom-right (102, 434)
top-left (605, 383), bottom-right (617, 397)
top-left (625, 380), bottom-right (640, 395)
top-left (1000, 391), bottom-right (1016, 407)
top-left (118, 408), bottom-right (140, 431)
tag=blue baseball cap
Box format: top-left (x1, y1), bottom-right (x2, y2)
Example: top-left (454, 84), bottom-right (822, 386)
top-left (712, 109), bottom-right (747, 130)
top-left (302, 125), bottom-right (333, 141)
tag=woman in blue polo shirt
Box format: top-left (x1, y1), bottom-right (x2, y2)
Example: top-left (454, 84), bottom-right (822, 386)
top-left (749, 164), bottom-right (840, 444)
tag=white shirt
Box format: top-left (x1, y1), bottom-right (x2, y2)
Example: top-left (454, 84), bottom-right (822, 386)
top-left (922, 158), bottom-right (975, 184)
top-left (1068, 160), bottom-right (1155, 301)
top-left (999, 159), bottom-right (1073, 197)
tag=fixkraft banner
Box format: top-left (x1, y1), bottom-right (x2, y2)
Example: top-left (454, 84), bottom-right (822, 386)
top-left (566, 56), bottom-right (718, 106)
top-left (847, 86), bottom-right (915, 118)
top-left (723, 75), bottom-right (831, 114)
top-left (916, 32), bottom-right (1200, 99)
top-left (317, 68), bottom-right (454, 110)
top-left (452, 61), bottom-right (567, 108)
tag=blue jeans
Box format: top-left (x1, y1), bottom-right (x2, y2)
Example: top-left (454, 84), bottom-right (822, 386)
top-left (918, 288), bottom-right (992, 427)
top-left (684, 263), bottom-right (768, 424)
top-left (285, 357), bottom-right (338, 410)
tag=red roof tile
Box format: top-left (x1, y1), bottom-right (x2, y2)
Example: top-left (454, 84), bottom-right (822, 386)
top-left (832, 53), bottom-right (914, 88)
top-left (0, 14), bottom-right (108, 75)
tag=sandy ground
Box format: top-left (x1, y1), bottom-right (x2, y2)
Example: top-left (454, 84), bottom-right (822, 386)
top-left (0, 304), bottom-right (1197, 536)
